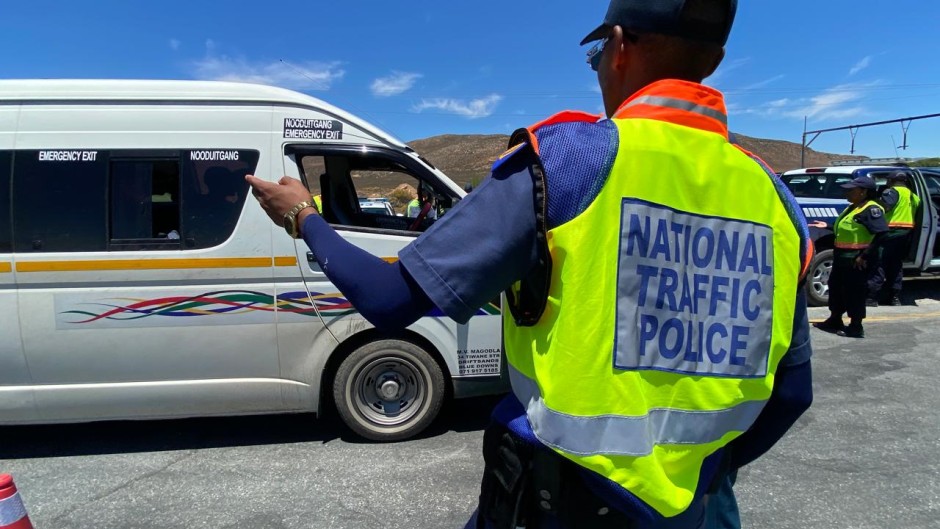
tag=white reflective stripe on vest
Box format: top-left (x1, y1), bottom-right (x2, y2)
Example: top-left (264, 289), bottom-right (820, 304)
top-left (623, 95), bottom-right (728, 126)
top-left (0, 492), bottom-right (28, 526)
top-left (510, 366), bottom-right (768, 457)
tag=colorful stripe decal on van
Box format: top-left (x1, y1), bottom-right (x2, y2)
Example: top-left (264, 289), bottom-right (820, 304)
top-left (57, 290), bottom-right (502, 327)
top-left (60, 290), bottom-right (355, 323)
top-left (0, 262), bottom-right (11, 273)
top-left (17, 257), bottom-right (299, 273)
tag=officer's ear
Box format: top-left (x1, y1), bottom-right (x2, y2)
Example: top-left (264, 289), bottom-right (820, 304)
top-left (703, 47), bottom-right (725, 79)
top-left (608, 26), bottom-right (631, 73)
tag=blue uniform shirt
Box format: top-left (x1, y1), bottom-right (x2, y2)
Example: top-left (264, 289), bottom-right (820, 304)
top-left (400, 120), bottom-right (813, 520)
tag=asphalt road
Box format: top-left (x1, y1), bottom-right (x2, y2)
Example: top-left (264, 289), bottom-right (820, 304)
top-left (3, 279), bottom-right (940, 529)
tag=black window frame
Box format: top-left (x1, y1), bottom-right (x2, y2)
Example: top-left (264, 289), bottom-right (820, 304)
top-left (0, 151), bottom-right (11, 253)
top-left (285, 144), bottom-right (455, 236)
top-left (10, 148), bottom-right (259, 254)
top-left (108, 150), bottom-right (183, 252)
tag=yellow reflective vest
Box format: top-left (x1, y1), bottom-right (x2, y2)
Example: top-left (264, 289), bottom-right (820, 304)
top-left (834, 200), bottom-right (884, 250)
top-left (886, 186), bottom-right (919, 229)
top-left (503, 80), bottom-right (807, 517)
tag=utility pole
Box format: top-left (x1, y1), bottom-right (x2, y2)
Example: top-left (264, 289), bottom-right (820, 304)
top-left (800, 116), bottom-right (807, 168)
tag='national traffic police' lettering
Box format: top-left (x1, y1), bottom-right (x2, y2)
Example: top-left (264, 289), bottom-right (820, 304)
top-left (615, 199), bottom-right (774, 378)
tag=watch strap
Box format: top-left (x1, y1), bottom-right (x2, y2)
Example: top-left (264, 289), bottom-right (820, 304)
top-left (284, 200), bottom-right (313, 238)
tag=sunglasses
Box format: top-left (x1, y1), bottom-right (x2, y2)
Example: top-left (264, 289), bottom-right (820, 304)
top-left (586, 38), bottom-right (608, 72)
top-left (585, 32), bottom-right (639, 72)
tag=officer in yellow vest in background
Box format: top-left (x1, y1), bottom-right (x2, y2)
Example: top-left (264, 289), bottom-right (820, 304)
top-left (405, 196), bottom-right (422, 218)
top-left (815, 176), bottom-right (888, 338)
top-left (868, 169), bottom-right (921, 306)
top-left (247, 0), bottom-right (815, 527)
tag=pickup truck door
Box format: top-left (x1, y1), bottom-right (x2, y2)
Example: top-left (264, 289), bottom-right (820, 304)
top-left (912, 169), bottom-right (940, 269)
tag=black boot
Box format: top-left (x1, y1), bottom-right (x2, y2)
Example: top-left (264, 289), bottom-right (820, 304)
top-left (814, 316), bottom-right (845, 334)
top-left (839, 321), bottom-right (865, 338)
top-left (889, 294), bottom-right (902, 306)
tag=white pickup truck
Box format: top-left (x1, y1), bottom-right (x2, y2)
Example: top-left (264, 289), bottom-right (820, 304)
top-left (779, 165), bottom-right (940, 306)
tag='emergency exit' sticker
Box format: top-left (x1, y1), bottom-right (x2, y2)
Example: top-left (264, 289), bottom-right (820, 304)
top-left (283, 118), bottom-right (343, 140)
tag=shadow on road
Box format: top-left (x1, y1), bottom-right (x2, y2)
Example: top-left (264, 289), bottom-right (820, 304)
top-left (328, 393), bottom-right (505, 445)
top-left (0, 413), bottom-right (339, 459)
top-left (0, 394), bottom-right (504, 459)
top-left (399, 393), bottom-right (504, 442)
top-left (901, 274), bottom-right (940, 306)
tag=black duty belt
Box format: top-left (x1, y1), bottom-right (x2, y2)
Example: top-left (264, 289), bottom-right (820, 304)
top-left (477, 422), bottom-right (637, 529)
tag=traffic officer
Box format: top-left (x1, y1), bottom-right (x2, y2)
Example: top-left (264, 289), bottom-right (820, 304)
top-left (815, 176), bottom-right (888, 338)
top-left (247, 0), bottom-right (815, 527)
top-left (869, 169), bottom-right (921, 306)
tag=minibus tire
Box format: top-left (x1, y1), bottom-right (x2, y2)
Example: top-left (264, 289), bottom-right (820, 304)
top-left (806, 249), bottom-right (833, 307)
top-left (333, 339), bottom-right (445, 442)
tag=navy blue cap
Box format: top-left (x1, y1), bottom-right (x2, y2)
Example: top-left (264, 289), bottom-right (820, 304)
top-left (581, 0), bottom-right (737, 45)
top-left (887, 169), bottom-right (913, 181)
top-left (840, 176), bottom-right (877, 190)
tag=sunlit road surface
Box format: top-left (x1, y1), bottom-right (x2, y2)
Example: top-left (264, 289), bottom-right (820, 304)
top-left (3, 278), bottom-right (940, 528)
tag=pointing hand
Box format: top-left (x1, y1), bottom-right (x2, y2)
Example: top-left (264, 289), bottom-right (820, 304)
top-left (246, 175), bottom-right (314, 227)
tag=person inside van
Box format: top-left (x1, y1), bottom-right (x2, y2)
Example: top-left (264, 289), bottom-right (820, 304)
top-left (406, 183), bottom-right (437, 220)
top-left (205, 167), bottom-right (241, 205)
top-left (185, 167), bottom-right (244, 246)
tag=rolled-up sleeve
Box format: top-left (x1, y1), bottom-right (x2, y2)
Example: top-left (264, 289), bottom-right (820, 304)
top-left (400, 154), bottom-right (539, 324)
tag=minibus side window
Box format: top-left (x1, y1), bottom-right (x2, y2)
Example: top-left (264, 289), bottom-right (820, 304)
top-left (298, 151), bottom-right (445, 233)
top-left (350, 166), bottom-right (418, 218)
top-left (0, 151), bottom-right (10, 252)
top-left (109, 158), bottom-right (182, 250)
top-left (180, 150), bottom-right (259, 249)
top-left (301, 156), bottom-right (323, 199)
top-left (13, 150), bottom-right (108, 252)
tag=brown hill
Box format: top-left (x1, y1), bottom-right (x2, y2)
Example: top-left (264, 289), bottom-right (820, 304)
top-left (409, 133), bottom-right (864, 189)
top-left (409, 134), bottom-right (509, 188)
top-left (733, 134), bottom-right (864, 173)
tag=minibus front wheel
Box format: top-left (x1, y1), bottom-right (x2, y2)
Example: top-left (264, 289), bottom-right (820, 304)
top-left (333, 338), bottom-right (445, 442)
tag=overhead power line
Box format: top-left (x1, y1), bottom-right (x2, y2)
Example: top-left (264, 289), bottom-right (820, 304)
top-left (801, 113), bottom-right (940, 166)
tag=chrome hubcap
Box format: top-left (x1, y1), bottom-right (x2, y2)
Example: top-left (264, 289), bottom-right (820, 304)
top-left (379, 377), bottom-right (402, 400)
top-left (352, 357), bottom-right (425, 427)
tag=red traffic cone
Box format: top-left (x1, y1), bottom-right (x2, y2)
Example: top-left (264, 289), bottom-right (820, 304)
top-left (0, 474), bottom-right (34, 529)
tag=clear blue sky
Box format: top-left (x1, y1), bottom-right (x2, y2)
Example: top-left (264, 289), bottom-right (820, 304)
top-left (3, 0), bottom-right (939, 161)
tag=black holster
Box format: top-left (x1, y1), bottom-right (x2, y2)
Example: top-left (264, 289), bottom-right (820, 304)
top-left (477, 424), bottom-right (533, 528)
top-left (476, 423), bottom-right (636, 529)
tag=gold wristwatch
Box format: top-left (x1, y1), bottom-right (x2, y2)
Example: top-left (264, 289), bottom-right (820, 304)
top-left (283, 200), bottom-right (317, 239)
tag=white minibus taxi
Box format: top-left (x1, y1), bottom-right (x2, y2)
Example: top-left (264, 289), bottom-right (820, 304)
top-left (0, 79), bottom-right (506, 441)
